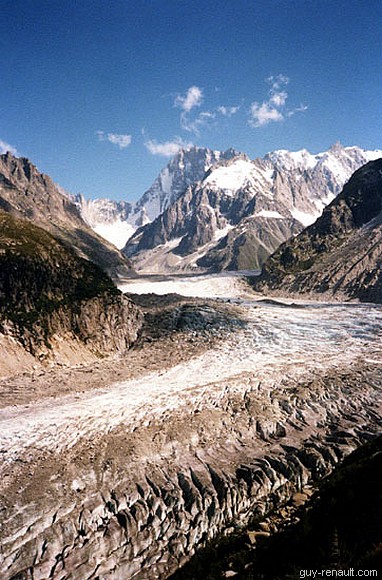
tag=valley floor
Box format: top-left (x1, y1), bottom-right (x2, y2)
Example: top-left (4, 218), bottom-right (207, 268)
top-left (0, 272), bottom-right (381, 579)
top-left (2, 272), bottom-right (381, 453)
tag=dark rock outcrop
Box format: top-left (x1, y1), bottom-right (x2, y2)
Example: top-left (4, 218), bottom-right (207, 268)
top-left (0, 210), bottom-right (142, 361)
top-left (0, 153), bottom-right (132, 279)
top-left (252, 159), bottom-right (382, 303)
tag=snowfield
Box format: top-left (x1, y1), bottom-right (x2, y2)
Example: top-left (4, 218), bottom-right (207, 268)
top-left (118, 270), bottom-right (259, 298)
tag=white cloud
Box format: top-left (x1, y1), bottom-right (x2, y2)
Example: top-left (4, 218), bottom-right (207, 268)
top-left (287, 104), bottom-right (309, 117)
top-left (180, 113), bottom-right (198, 135)
top-left (0, 139), bottom-right (17, 155)
top-left (97, 131), bottom-right (132, 149)
top-left (217, 105), bottom-right (240, 117)
top-left (269, 91), bottom-right (288, 107)
top-left (180, 109), bottom-right (217, 136)
top-left (145, 137), bottom-right (193, 157)
top-left (250, 102), bottom-right (284, 127)
top-left (249, 74), bottom-right (306, 128)
top-left (175, 86), bottom-right (203, 112)
top-left (174, 86), bottom-right (241, 136)
top-left (107, 133), bottom-right (132, 148)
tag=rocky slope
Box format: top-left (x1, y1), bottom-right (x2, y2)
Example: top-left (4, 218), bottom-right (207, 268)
top-left (0, 209), bottom-right (142, 375)
top-left (123, 144), bottom-right (382, 273)
top-left (252, 158), bottom-right (382, 303)
top-left (0, 153), bottom-right (132, 278)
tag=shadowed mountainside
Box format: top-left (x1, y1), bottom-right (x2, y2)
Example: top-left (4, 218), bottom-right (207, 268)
top-left (0, 209), bottom-right (142, 366)
top-left (0, 152), bottom-right (132, 279)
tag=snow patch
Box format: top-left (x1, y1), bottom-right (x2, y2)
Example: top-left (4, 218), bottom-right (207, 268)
top-left (204, 159), bottom-right (255, 195)
top-left (160, 167), bottom-right (173, 195)
top-left (263, 167), bottom-right (275, 182)
top-left (255, 210), bottom-right (284, 220)
top-left (214, 224), bottom-right (234, 241)
top-left (363, 149), bottom-right (382, 161)
top-left (94, 221), bottom-right (135, 249)
top-left (162, 237), bottom-right (183, 250)
top-left (290, 209), bottom-right (318, 227)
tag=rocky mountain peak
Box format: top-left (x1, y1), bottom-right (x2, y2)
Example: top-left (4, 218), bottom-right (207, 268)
top-left (0, 153), bottom-right (50, 190)
top-left (122, 145), bottom-right (382, 274)
top-left (328, 141), bottom-right (345, 155)
top-left (128, 146), bottom-right (241, 225)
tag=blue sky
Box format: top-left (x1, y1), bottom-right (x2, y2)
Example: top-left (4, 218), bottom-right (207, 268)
top-left (1, 0), bottom-right (381, 201)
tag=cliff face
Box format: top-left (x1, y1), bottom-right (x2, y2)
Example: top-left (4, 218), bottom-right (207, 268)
top-left (0, 210), bottom-right (142, 367)
top-left (252, 159), bottom-right (382, 302)
top-left (0, 153), bottom-right (132, 279)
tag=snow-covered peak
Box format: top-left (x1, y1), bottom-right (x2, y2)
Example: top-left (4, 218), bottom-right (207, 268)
top-left (265, 143), bottom-right (382, 177)
top-left (353, 147), bottom-right (382, 162)
top-left (74, 143), bottom-right (382, 255)
top-left (264, 148), bottom-right (318, 171)
top-left (203, 158), bottom-right (255, 195)
top-left (131, 146), bottom-right (241, 222)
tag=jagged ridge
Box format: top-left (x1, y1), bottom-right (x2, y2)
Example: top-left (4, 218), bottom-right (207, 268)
top-left (122, 144), bottom-right (382, 273)
top-left (0, 152), bottom-right (133, 279)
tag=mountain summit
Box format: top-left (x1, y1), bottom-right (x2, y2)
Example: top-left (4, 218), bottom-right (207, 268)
top-left (77, 147), bottom-right (239, 249)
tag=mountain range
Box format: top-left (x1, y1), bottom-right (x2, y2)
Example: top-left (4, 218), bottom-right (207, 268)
top-left (74, 144), bottom-right (382, 273)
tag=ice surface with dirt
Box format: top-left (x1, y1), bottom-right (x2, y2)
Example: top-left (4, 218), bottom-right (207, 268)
top-left (119, 270), bottom-right (258, 298)
top-left (1, 272), bottom-right (382, 580)
top-left (1, 273), bottom-right (382, 463)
